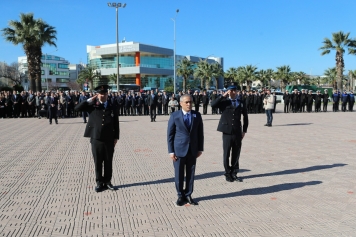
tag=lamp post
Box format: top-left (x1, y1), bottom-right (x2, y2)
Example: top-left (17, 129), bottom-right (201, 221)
top-left (171, 9), bottom-right (179, 94)
top-left (108, 2), bottom-right (126, 92)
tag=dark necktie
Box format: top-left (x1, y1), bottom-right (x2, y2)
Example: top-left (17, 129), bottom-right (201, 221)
top-left (184, 113), bottom-right (190, 129)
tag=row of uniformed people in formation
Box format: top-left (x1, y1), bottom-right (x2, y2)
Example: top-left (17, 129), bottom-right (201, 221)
top-left (0, 90), bottom-right (89, 119)
top-left (281, 89), bottom-right (355, 113)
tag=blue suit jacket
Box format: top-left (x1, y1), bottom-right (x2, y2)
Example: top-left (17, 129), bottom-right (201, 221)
top-left (167, 110), bottom-right (204, 158)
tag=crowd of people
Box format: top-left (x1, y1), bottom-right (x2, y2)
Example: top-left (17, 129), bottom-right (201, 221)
top-left (0, 87), bottom-right (354, 120)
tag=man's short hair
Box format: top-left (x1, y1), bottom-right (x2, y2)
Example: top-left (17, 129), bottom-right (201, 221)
top-left (180, 94), bottom-right (192, 102)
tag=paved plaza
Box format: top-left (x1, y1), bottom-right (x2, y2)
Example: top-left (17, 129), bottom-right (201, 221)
top-left (0, 104), bottom-right (355, 237)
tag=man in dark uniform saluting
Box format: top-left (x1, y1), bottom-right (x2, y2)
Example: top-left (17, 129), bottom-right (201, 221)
top-left (75, 85), bottom-right (120, 192)
top-left (211, 85), bottom-right (249, 182)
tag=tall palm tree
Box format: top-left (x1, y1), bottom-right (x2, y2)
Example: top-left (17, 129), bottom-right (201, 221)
top-left (323, 67), bottom-right (337, 88)
top-left (211, 63), bottom-right (224, 89)
top-left (256, 69), bottom-right (269, 88)
top-left (176, 57), bottom-right (193, 92)
top-left (348, 70), bottom-right (356, 90)
top-left (293, 71), bottom-right (308, 85)
top-left (274, 65), bottom-right (292, 92)
top-left (224, 67), bottom-right (238, 87)
top-left (320, 31), bottom-right (356, 90)
top-left (240, 65), bottom-right (258, 91)
top-left (78, 65), bottom-right (101, 91)
top-left (2, 13), bottom-right (57, 92)
top-left (266, 69), bottom-right (274, 88)
top-left (194, 60), bottom-right (213, 90)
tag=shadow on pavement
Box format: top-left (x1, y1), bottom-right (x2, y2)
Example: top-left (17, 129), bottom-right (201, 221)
top-left (275, 123), bottom-right (313, 126)
top-left (241, 163), bottom-right (347, 180)
top-left (115, 169), bottom-right (250, 189)
top-left (196, 181), bottom-right (322, 202)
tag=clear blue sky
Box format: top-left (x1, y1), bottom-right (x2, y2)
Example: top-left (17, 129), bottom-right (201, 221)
top-left (1, 0), bottom-right (356, 75)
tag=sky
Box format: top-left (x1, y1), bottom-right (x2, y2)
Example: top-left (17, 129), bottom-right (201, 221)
top-left (1, 0), bottom-right (356, 75)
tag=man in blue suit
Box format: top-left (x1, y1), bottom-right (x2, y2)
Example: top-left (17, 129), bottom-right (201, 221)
top-left (167, 94), bottom-right (204, 206)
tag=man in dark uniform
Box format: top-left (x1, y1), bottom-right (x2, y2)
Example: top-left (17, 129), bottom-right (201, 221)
top-left (211, 85), bottom-right (249, 182)
top-left (332, 90), bottom-right (340, 112)
top-left (322, 89), bottom-right (329, 112)
top-left (210, 90), bottom-right (218, 114)
top-left (315, 91), bottom-right (322, 112)
top-left (283, 90), bottom-right (291, 113)
top-left (11, 90), bottom-right (22, 118)
top-left (341, 90), bottom-right (349, 112)
top-left (147, 89), bottom-right (158, 122)
top-left (307, 90), bottom-right (314, 112)
top-left (299, 89), bottom-right (307, 112)
top-left (193, 90), bottom-right (201, 112)
top-left (201, 90), bottom-right (209, 115)
top-left (48, 92), bottom-right (59, 124)
top-left (349, 91), bottom-right (355, 112)
top-left (75, 85), bottom-right (120, 192)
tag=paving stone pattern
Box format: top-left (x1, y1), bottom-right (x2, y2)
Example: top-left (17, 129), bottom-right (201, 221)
top-left (0, 105), bottom-right (355, 237)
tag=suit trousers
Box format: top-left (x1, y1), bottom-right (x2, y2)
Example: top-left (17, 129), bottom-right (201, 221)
top-left (91, 139), bottom-right (114, 185)
top-left (150, 105), bottom-right (156, 120)
top-left (202, 104), bottom-right (208, 115)
top-left (284, 102), bottom-right (290, 113)
top-left (173, 149), bottom-right (196, 197)
top-left (49, 106), bottom-right (58, 123)
top-left (323, 102), bottom-right (328, 112)
top-left (222, 133), bottom-right (242, 176)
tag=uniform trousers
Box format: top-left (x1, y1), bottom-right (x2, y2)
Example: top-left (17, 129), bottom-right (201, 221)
top-left (49, 106), bottom-right (58, 123)
top-left (323, 101), bottom-right (328, 112)
top-left (222, 132), bottom-right (242, 176)
top-left (284, 101), bottom-right (290, 113)
top-left (91, 139), bottom-right (114, 185)
top-left (173, 148), bottom-right (196, 197)
top-left (349, 102), bottom-right (354, 111)
top-left (202, 104), bottom-right (208, 115)
top-left (342, 102), bottom-right (347, 112)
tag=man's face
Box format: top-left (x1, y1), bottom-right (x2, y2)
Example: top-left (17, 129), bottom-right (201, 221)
top-left (267, 90), bottom-right (271, 95)
top-left (180, 95), bottom-right (192, 112)
top-left (151, 90), bottom-right (154, 94)
top-left (98, 92), bottom-right (108, 102)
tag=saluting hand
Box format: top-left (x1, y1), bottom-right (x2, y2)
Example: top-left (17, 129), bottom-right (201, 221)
top-left (223, 90), bottom-right (230, 97)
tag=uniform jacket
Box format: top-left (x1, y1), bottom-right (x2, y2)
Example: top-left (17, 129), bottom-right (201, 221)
top-left (211, 96), bottom-right (249, 134)
top-left (75, 100), bottom-right (120, 141)
top-left (167, 110), bottom-right (204, 158)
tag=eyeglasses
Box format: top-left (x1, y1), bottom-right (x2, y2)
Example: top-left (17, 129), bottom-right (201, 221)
top-left (183, 101), bottom-right (192, 104)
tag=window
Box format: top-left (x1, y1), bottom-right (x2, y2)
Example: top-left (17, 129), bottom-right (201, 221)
top-left (58, 63), bottom-right (68, 69)
top-left (56, 78), bottom-right (70, 83)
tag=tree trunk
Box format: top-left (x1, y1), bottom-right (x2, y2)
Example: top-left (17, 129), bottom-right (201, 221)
top-left (183, 76), bottom-right (186, 92)
top-left (200, 78), bottom-right (204, 89)
top-left (215, 78), bottom-right (219, 90)
top-left (336, 51), bottom-right (344, 90)
top-left (24, 46), bottom-right (37, 92)
top-left (35, 47), bottom-right (43, 92)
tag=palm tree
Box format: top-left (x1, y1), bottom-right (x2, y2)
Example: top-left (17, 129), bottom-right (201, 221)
top-left (240, 65), bottom-right (258, 91)
top-left (108, 73), bottom-right (117, 84)
top-left (2, 13), bottom-right (57, 92)
top-left (274, 65), bottom-right (292, 92)
top-left (256, 69), bottom-right (269, 88)
top-left (266, 69), bottom-right (274, 88)
top-left (78, 65), bottom-right (101, 91)
top-left (323, 67), bottom-right (337, 88)
top-left (211, 63), bottom-right (224, 89)
top-left (224, 67), bottom-right (238, 87)
top-left (293, 71), bottom-right (308, 85)
top-left (194, 59), bottom-right (212, 90)
top-left (176, 57), bottom-right (193, 92)
top-left (320, 31), bottom-right (356, 90)
top-left (348, 70), bottom-right (356, 90)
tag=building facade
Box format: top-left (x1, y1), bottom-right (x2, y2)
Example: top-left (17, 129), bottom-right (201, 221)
top-left (19, 55), bottom-right (72, 91)
top-left (87, 41), bottom-right (224, 90)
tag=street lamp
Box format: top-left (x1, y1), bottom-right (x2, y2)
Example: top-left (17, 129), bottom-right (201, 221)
top-left (108, 2), bottom-right (126, 91)
top-left (171, 9), bottom-right (179, 93)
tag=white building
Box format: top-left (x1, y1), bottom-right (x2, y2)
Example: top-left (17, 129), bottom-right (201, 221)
top-left (19, 55), bottom-right (71, 91)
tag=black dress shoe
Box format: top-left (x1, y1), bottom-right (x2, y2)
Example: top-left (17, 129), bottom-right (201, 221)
top-left (186, 196), bottom-right (198, 205)
top-left (232, 175), bottom-right (243, 182)
top-left (176, 197), bottom-right (187, 206)
top-left (267, 124), bottom-right (272, 127)
top-left (225, 175), bottom-right (234, 182)
top-left (106, 183), bottom-right (115, 190)
top-left (95, 184), bottom-right (106, 192)
top-left (264, 124), bottom-right (268, 126)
